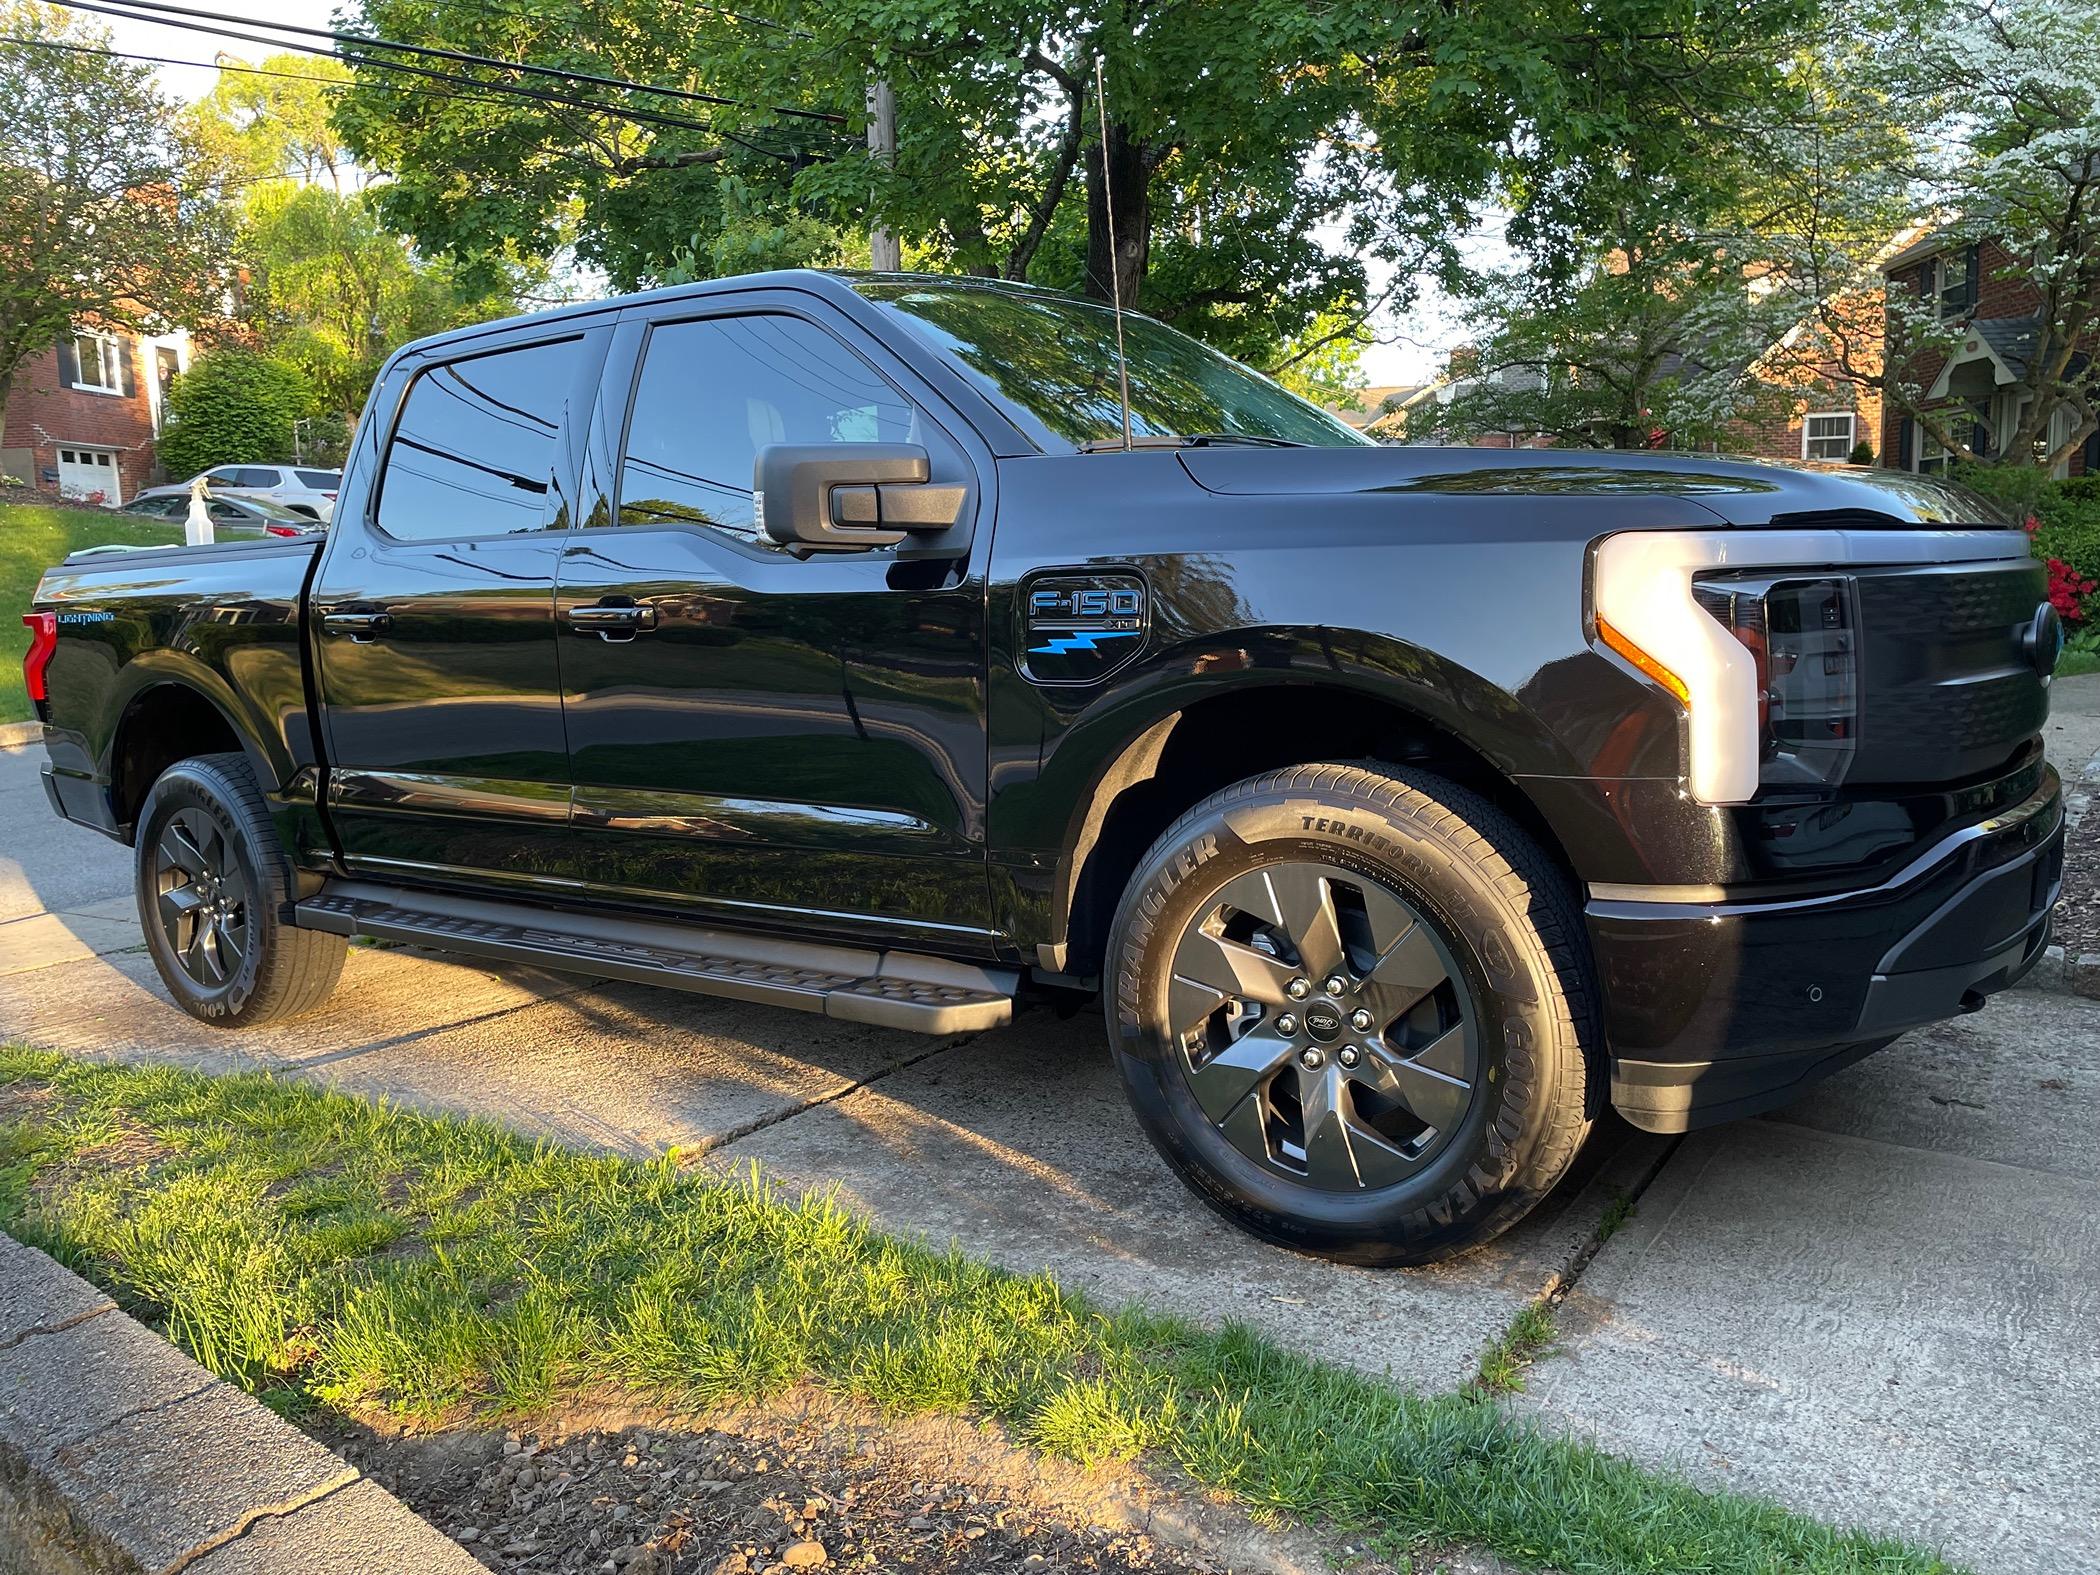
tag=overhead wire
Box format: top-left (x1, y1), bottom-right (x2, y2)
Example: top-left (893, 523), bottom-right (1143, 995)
top-left (61, 0), bottom-right (845, 121)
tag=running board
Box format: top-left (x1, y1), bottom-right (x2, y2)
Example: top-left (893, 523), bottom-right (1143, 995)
top-left (294, 881), bottom-right (1016, 1034)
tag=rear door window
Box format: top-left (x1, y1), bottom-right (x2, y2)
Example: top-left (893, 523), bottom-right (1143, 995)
top-left (232, 467), bottom-right (280, 488)
top-left (294, 470), bottom-right (341, 489)
top-left (616, 314), bottom-right (916, 535)
top-left (375, 337), bottom-right (583, 542)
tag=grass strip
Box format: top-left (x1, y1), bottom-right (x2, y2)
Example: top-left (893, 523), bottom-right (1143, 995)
top-left (0, 1046), bottom-right (1958, 1575)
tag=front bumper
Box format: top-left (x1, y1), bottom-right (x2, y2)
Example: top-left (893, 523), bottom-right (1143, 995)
top-left (1588, 760), bottom-right (2063, 1133)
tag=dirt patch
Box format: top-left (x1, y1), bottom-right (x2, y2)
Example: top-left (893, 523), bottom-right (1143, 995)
top-left (2054, 807), bottom-right (2099, 957)
top-left (0, 1079), bottom-right (55, 1123)
top-left (318, 1390), bottom-right (1343, 1575)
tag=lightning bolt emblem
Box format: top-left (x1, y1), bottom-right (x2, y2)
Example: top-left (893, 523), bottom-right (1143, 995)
top-left (1028, 629), bottom-right (1140, 656)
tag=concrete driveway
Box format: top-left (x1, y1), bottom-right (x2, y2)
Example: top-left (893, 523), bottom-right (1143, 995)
top-left (4, 693), bottom-right (2097, 1575)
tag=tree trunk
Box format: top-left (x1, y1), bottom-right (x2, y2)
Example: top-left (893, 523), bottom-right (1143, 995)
top-left (1084, 119), bottom-right (1150, 310)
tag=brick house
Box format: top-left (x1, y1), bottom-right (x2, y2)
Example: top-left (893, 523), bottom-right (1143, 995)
top-left (1878, 233), bottom-right (2098, 478)
top-left (1724, 354), bottom-right (1883, 466)
top-left (1, 325), bottom-right (192, 504)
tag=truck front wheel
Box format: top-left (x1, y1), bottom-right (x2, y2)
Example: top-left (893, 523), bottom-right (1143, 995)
top-left (135, 753), bottom-right (346, 1027)
top-left (1105, 762), bottom-right (1598, 1266)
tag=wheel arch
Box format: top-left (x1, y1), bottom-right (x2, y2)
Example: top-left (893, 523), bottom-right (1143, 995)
top-left (105, 667), bottom-right (283, 839)
top-left (1048, 678), bottom-right (1583, 979)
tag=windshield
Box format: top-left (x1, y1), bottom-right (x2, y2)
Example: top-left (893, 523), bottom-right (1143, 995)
top-left (851, 278), bottom-right (1371, 452)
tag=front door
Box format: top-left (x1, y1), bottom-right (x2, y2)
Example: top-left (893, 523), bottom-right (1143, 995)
top-left (553, 302), bottom-right (994, 951)
top-left (311, 327), bottom-right (605, 888)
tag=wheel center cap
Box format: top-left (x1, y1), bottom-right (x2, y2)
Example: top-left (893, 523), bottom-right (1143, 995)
top-left (1302, 1004), bottom-right (1344, 1043)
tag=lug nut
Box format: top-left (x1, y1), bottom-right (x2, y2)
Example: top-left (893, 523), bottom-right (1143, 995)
top-left (1322, 974), bottom-right (1348, 996)
top-left (1286, 977), bottom-right (1311, 1000)
top-left (1298, 1047), bottom-right (1325, 1070)
top-left (1338, 1045), bottom-right (1362, 1069)
top-left (1349, 1009), bottom-right (1375, 1034)
top-left (1275, 1014), bottom-right (1298, 1036)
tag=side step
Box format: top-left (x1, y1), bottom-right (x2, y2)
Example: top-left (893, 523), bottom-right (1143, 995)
top-left (294, 881), bottom-right (1016, 1035)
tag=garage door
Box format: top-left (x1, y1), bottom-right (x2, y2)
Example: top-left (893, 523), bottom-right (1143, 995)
top-left (57, 447), bottom-right (121, 504)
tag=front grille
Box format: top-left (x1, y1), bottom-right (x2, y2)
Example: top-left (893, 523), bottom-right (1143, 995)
top-left (1852, 557), bottom-right (2047, 784)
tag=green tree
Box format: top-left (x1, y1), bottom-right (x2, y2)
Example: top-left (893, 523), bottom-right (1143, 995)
top-left (1430, 234), bottom-right (1788, 449)
top-left (187, 54), bottom-right (537, 421)
top-left (331, 0), bottom-right (1818, 371)
top-left (157, 351), bottom-right (312, 477)
top-left (0, 1), bottom-right (232, 457)
top-left (1757, 0), bottom-right (2100, 469)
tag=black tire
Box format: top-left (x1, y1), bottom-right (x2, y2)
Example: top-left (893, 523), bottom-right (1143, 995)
top-left (134, 752), bottom-right (346, 1027)
top-left (1106, 761), bottom-right (1598, 1266)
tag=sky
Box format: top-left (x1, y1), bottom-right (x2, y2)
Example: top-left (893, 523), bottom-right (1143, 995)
top-left (86, 0), bottom-right (1466, 385)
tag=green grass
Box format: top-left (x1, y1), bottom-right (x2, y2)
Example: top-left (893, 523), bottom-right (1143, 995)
top-left (0, 1047), bottom-right (1962, 1575)
top-left (1471, 1301), bottom-right (1560, 1397)
top-left (2058, 647), bottom-right (2100, 679)
top-left (1, 500), bottom-right (178, 721)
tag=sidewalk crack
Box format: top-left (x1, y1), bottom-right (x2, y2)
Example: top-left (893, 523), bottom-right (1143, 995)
top-left (694, 1031), bottom-right (986, 1158)
top-left (0, 1301), bottom-right (112, 1352)
top-left (153, 1467), bottom-right (363, 1575)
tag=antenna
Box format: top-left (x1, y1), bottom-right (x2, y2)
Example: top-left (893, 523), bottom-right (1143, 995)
top-left (1093, 52), bottom-right (1136, 453)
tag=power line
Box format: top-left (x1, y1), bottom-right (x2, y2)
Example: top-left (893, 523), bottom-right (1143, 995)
top-left (72, 0), bottom-right (845, 121)
top-left (0, 31), bottom-right (560, 120)
top-left (50, 0), bottom-right (740, 136)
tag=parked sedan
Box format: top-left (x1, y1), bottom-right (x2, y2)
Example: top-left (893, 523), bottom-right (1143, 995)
top-left (130, 463), bottom-right (342, 522)
top-left (120, 493), bottom-right (323, 538)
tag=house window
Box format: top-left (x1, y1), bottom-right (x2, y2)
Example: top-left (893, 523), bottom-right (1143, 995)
top-left (1935, 252), bottom-right (1970, 319)
top-left (1917, 430), bottom-right (1950, 475)
top-left (1803, 413), bottom-right (1855, 462)
top-left (72, 331), bottom-right (123, 393)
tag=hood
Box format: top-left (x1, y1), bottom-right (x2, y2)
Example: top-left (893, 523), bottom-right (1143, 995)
top-left (1176, 446), bottom-right (2017, 529)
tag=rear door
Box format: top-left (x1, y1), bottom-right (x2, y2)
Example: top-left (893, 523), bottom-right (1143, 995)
top-left (552, 293), bottom-right (995, 951)
top-left (311, 324), bottom-right (608, 887)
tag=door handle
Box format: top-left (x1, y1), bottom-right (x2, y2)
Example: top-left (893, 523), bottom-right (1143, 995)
top-left (565, 602), bottom-right (656, 640)
top-left (321, 610), bottom-right (391, 639)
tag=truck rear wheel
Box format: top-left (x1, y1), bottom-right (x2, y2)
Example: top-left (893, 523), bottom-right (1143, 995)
top-left (135, 753), bottom-right (346, 1027)
top-left (1105, 762), bottom-right (1598, 1266)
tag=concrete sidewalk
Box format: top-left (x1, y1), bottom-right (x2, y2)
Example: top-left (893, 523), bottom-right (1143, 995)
top-left (3, 730), bottom-right (2097, 1572)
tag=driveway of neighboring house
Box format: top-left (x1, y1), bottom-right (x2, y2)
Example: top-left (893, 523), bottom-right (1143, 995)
top-left (3, 687), bottom-right (2097, 1575)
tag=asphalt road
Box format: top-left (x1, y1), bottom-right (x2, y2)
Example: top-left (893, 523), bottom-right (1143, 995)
top-left (4, 691), bottom-right (2097, 1574)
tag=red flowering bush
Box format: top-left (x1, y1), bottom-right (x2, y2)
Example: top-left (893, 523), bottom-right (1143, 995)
top-left (2046, 555), bottom-right (2096, 622)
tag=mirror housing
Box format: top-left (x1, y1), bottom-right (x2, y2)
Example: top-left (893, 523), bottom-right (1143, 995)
top-left (754, 443), bottom-right (968, 552)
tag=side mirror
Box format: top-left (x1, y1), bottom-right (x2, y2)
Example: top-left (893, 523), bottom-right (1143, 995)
top-left (754, 443), bottom-right (969, 552)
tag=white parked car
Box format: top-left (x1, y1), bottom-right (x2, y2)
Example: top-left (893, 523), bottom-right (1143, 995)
top-left (132, 464), bottom-right (342, 522)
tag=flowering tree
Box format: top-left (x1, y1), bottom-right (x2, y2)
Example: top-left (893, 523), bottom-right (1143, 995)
top-left (1760, 0), bottom-right (2100, 469)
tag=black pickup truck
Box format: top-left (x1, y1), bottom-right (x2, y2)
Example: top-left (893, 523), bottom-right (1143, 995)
top-left (26, 271), bottom-right (2065, 1264)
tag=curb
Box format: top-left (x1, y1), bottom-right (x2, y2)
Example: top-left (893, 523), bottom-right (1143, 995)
top-left (0, 721), bottom-right (43, 749)
top-left (2011, 944), bottom-right (2100, 1001)
top-left (0, 1232), bottom-right (479, 1575)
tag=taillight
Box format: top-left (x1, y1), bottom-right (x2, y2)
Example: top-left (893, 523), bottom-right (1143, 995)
top-left (264, 523), bottom-right (303, 538)
top-left (22, 611), bottom-right (56, 712)
top-left (1694, 574), bottom-right (1857, 788)
top-left (324, 492), bottom-right (338, 500)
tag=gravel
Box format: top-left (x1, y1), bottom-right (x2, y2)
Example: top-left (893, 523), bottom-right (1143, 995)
top-left (2053, 806), bottom-right (2099, 959)
top-left (321, 1402), bottom-right (1308, 1575)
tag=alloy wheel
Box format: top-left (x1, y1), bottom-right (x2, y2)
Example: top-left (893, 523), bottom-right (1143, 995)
top-left (1166, 861), bottom-right (1479, 1190)
top-left (152, 808), bottom-right (249, 988)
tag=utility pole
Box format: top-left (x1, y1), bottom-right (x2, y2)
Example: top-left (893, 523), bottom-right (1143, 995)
top-left (865, 78), bottom-right (900, 271)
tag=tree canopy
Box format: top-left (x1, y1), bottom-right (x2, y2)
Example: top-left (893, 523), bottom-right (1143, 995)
top-left (186, 53), bottom-right (538, 424)
top-left (0, 0), bottom-right (232, 454)
top-left (331, 0), bottom-right (1820, 377)
top-left (1756, 0), bottom-right (2100, 469)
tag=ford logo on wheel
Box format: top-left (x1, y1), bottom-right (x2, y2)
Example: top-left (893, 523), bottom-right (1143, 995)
top-left (2024, 603), bottom-right (2064, 678)
top-left (1303, 1006), bottom-right (1343, 1042)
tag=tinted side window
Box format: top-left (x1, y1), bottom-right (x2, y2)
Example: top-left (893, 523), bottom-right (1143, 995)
top-left (618, 315), bottom-right (916, 534)
top-left (233, 468), bottom-right (279, 487)
top-left (376, 337), bottom-right (582, 542)
top-left (294, 469), bottom-right (340, 488)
